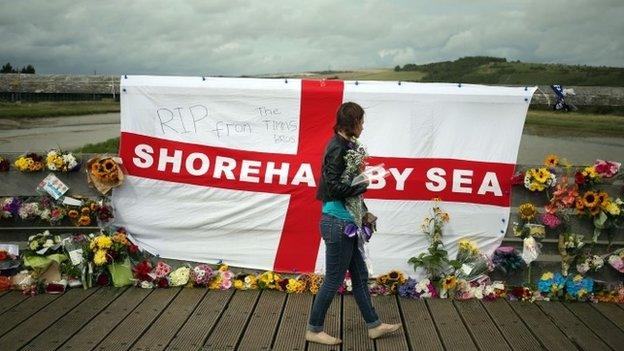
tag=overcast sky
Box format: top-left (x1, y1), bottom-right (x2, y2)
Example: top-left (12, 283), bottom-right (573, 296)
top-left (1, 0), bottom-right (623, 76)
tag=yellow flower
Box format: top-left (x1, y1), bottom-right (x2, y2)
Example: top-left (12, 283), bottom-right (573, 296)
top-left (442, 275), bottom-right (457, 290)
top-left (209, 277), bottom-right (222, 290)
top-left (605, 202), bottom-right (621, 216)
top-left (573, 274), bottom-right (583, 283)
top-left (583, 191), bottom-right (599, 208)
top-left (244, 275), bottom-right (258, 289)
top-left (233, 280), bottom-right (245, 290)
top-left (93, 249), bottom-right (108, 266)
top-left (219, 264), bottom-right (229, 272)
top-left (94, 235), bottom-right (112, 250)
top-left (544, 154), bottom-right (559, 167)
top-left (534, 168), bottom-right (551, 183)
top-left (459, 239), bottom-right (479, 255)
top-left (541, 272), bottom-right (554, 280)
top-left (518, 203), bottom-right (537, 220)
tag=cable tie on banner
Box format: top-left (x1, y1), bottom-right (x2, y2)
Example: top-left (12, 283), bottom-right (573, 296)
top-left (355, 80), bottom-right (359, 86)
top-left (524, 86), bottom-right (528, 91)
top-left (398, 81), bottom-right (401, 86)
top-left (285, 78), bottom-right (288, 84)
top-left (122, 88), bottom-right (126, 93)
top-left (202, 76), bottom-right (206, 81)
top-left (124, 75), bottom-right (127, 79)
top-left (524, 98), bottom-right (529, 102)
top-left (458, 83), bottom-right (462, 88)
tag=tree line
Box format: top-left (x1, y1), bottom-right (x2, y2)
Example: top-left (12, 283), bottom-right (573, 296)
top-left (1, 62), bottom-right (36, 74)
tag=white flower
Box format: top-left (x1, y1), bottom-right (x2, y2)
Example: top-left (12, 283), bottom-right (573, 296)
top-left (140, 281), bottom-right (155, 289)
top-left (576, 262), bottom-right (590, 274)
top-left (40, 209), bottom-right (51, 220)
top-left (591, 255), bottom-right (604, 269)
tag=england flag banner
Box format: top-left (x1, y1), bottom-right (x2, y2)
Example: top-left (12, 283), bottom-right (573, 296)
top-left (112, 75), bottom-right (536, 277)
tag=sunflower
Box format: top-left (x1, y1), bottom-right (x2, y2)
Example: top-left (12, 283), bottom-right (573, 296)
top-left (544, 154), bottom-right (559, 167)
top-left (534, 168), bottom-right (551, 183)
top-left (68, 209), bottom-right (79, 218)
top-left (103, 159), bottom-right (117, 172)
top-left (81, 207), bottom-right (90, 216)
top-left (582, 191), bottom-right (599, 208)
top-left (518, 203), bottom-right (537, 220)
top-left (78, 215), bottom-right (91, 226)
top-left (442, 275), bottom-right (457, 290)
top-left (597, 192), bottom-right (610, 207)
top-left (575, 197), bottom-right (585, 211)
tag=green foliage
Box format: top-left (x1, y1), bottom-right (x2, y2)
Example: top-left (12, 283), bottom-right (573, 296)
top-left (1, 62), bottom-right (35, 74)
top-left (74, 137), bottom-right (119, 154)
top-left (394, 56), bottom-right (624, 86)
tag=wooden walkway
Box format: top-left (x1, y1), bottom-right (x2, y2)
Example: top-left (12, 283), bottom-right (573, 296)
top-left (0, 288), bottom-right (623, 351)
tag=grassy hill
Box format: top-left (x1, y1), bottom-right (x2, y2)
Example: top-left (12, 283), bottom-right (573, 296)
top-left (280, 56), bottom-right (624, 86)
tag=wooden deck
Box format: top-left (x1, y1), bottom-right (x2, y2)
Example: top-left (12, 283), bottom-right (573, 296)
top-left (0, 288), bottom-right (623, 351)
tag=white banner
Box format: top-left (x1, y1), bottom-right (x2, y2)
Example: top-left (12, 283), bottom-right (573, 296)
top-left (112, 75), bottom-right (535, 277)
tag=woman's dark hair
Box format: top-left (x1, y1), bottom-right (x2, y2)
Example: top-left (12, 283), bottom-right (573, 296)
top-left (333, 102), bottom-right (364, 137)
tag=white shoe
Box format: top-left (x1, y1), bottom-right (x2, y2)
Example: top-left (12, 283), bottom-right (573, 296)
top-left (368, 323), bottom-right (402, 339)
top-left (305, 330), bottom-right (342, 345)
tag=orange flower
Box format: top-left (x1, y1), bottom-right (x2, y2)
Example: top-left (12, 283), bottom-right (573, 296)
top-left (597, 192), bottom-right (609, 207)
top-left (583, 191), bottom-right (598, 208)
top-left (0, 276), bottom-right (11, 291)
top-left (68, 209), bottom-right (79, 219)
top-left (78, 215), bottom-right (91, 226)
top-left (544, 154), bottom-right (559, 167)
top-left (81, 207), bottom-right (90, 216)
top-left (575, 197), bottom-right (585, 211)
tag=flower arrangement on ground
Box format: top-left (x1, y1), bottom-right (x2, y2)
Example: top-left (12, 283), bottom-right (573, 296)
top-left (87, 155), bottom-right (125, 195)
top-left (46, 149), bottom-right (79, 172)
top-left (14, 153), bottom-right (44, 172)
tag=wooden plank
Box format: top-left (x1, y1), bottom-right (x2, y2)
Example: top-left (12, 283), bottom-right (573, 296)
top-left (536, 301), bottom-right (610, 351)
top-left (0, 287), bottom-right (96, 351)
top-left (397, 297), bottom-right (443, 351)
top-left (203, 289), bottom-right (260, 351)
top-left (273, 293), bottom-right (313, 351)
top-left (454, 299), bottom-right (510, 350)
top-left (509, 301), bottom-right (577, 351)
top-left (0, 292), bottom-right (60, 336)
top-left (564, 302), bottom-right (624, 350)
top-left (93, 287), bottom-right (181, 351)
top-left (0, 290), bottom-right (29, 315)
top-left (372, 295), bottom-right (408, 351)
top-left (130, 288), bottom-right (207, 351)
top-left (592, 303), bottom-right (624, 331)
top-left (480, 299), bottom-right (542, 351)
top-left (238, 290), bottom-right (286, 351)
top-left (308, 295), bottom-right (341, 351)
top-left (426, 298), bottom-right (477, 351)
top-left (165, 289), bottom-right (234, 351)
top-left (21, 287), bottom-right (127, 351)
top-left (343, 294), bottom-right (374, 351)
top-left (58, 287), bottom-right (152, 351)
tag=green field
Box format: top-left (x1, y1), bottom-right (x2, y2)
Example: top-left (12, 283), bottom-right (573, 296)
top-left (0, 100), bottom-right (120, 119)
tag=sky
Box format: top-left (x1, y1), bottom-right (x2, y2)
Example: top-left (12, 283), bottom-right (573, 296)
top-left (1, 0), bottom-right (623, 76)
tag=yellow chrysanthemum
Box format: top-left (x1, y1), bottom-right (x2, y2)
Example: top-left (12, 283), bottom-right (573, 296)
top-left (541, 272), bottom-right (554, 280)
top-left (582, 166), bottom-right (599, 179)
top-left (605, 202), bottom-right (621, 216)
top-left (93, 249), bottom-right (108, 266)
top-left (94, 235), bottom-right (113, 250)
top-left (518, 203), bottom-right (537, 220)
top-left (459, 239), bottom-right (479, 255)
top-left (219, 264), bottom-right (229, 272)
top-left (544, 154), bottom-right (559, 167)
top-left (233, 280), bottom-right (245, 290)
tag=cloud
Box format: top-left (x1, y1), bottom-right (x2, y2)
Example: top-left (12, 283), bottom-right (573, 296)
top-left (0, 0), bottom-right (622, 75)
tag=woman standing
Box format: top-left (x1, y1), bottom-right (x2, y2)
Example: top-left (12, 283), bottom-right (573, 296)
top-left (305, 102), bottom-right (401, 345)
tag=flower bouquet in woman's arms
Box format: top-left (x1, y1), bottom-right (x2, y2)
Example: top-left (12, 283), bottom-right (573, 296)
top-left (86, 155), bottom-right (126, 195)
top-left (46, 149), bottom-right (80, 172)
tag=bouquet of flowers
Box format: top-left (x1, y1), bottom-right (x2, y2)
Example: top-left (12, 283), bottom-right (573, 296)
top-left (23, 231), bottom-right (67, 288)
top-left (607, 249), bottom-right (624, 273)
top-left (0, 156), bottom-right (9, 171)
top-left (575, 253), bottom-right (604, 274)
top-left (398, 277), bottom-right (438, 299)
top-left (375, 270), bottom-right (407, 294)
top-left (46, 149), bottom-right (80, 172)
top-left (523, 167), bottom-right (556, 192)
top-left (565, 274), bottom-right (594, 301)
top-left (87, 155), bottom-right (125, 195)
top-left (491, 246), bottom-right (525, 275)
top-left (191, 264), bottom-right (214, 286)
top-left (257, 271), bottom-right (281, 290)
top-left (233, 273), bottom-right (259, 291)
top-left (14, 153), bottom-right (44, 172)
top-left (1, 197), bottom-right (21, 219)
top-left (592, 197), bottom-right (623, 243)
top-left (169, 266), bottom-right (191, 287)
top-left (452, 239), bottom-right (492, 281)
top-left (208, 264), bottom-right (235, 290)
top-left (575, 165), bottom-right (601, 188)
top-left (38, 196), bottom-right (65, 225)
top-left (558, 232), bottom-right (585, 276)
top-left (537, 272), bottom-right (566, 300)
top-left (18, 201), bottom-right (42, 220)
top-left (83, 230), bottom-right (139, 287)
top-left (594, 159), bottom-right (621, 178)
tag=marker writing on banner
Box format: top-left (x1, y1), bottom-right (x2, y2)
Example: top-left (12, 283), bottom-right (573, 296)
top-left (157, 104), bottom-right (209, 134)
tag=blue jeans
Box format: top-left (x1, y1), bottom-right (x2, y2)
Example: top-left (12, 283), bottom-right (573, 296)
top-left (307, 214), bottom-right (381, 332)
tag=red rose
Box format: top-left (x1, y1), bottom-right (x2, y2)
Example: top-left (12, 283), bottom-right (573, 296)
top-left (575, 171), bottom-right (585, 185)
top-left (133, 260), bottom-right (153, 281)
top-left (0, 250), bottom-right (7, 261)
top-left (157, 278), bottom-right (169, 288)
top-left (510, 171), bottom-right (525, 186)
top-left (97, 273), bottom-right (110, 286)
top-left (128, 243), bottom-right (139, 254)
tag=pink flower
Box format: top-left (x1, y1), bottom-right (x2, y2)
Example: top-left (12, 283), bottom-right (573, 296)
top-left (154, 261), bottom-right (172, 279)
top-left (594, 160), bottom-right (621, 178)
top-left (220, 279), bottom-right (232, 290)
top-left (540, 213), bottom-right (561, 229)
